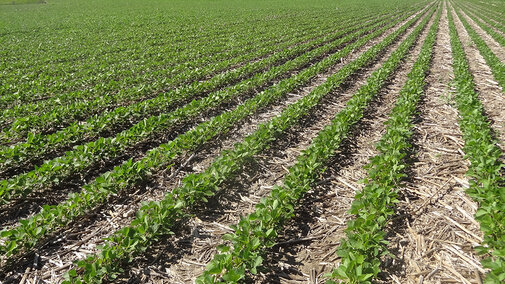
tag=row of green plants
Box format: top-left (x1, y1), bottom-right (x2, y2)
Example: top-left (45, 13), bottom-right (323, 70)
top-left (63, 8), bottom-right (433, 283)
top-left (2, 0), bottom-right (426, 76)
top-left (196, 8), bottom-right (435, 284)
top-left (0, 16), bottom-right (355, 140)
top-left (0, 10), bottom-right (396, 177)
top-left (1, 12), bottom-right (290, 68)
top-left (0, 25), bottom-right (311, 127)
top-left (0, 20), bottom-right (286, 111)
top-left (459, 0), bottom-right (505, 27)
top-left (1, 1), bottom-right (417, 117)
top-left (458, 4), bottom-right (505, 48)
top-left (452, 7), bottom-right (505, 90)
top-left (1, 11), bottom-right (270, 69)
top-left (328, 9), bottom-right (439, 283)
top-left (0, 10), bottom-right (344, 111)
top-left (0, 12), bottom-right (398, 205)
top-left (0, 12), bottom-right (365, 130)
top-left (0, 6), bottom-right (425, 263)
top-left (459, 1), bottom-right (505, 39)
top-left (448, 9), bottom-right (505, 283)
top-left (3, 2), bottom-right (404, 106)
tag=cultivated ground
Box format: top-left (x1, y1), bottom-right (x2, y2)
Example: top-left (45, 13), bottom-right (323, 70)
top-left (0, 0), bottom-right (504, 283)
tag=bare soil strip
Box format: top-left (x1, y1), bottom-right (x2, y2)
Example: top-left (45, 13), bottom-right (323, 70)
top-left (450, 5), bottom-right (505, 153)
top-left (1, 7), bottom-right (433, 284)
top-left (251, 7), bottom-right (437, 284)
top-left (383, 4), bottom-right (484, 284)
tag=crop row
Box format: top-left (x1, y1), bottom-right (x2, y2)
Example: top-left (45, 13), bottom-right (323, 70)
top-left (0, 10), bottom-right (401, 206)
top-left (0, 12), bottom-right (401, 142)
top-left (2, 0), bottom-right (423, 70)
top-left (328, 9), bottom-right (439, 283)
top-left (448, 8), bottom-right (505, 283)
top-left (1, 3), bottom-right (395, 100)
top-left (452, 7), bottom-right (505, 90)
top-left (0, 10), bottom-right (399, 178)
top-left (1, 12), bottom-right (291, 66)
top-left (0, 24), bottom-right (314, 125)
top-left (0, 20), bottom-right (285, 109)
top-left (1, 11), bottom-right (279, 68)
top-left (460, 1), bottom-right (505, 36)
top-left (0, 12), bottom-right (366, 127)
top-left (0, 3), bottom-right (411, 115)
top-left (0, 11), bottom-right (341, 109)
top-left (458, 4), bottom-right (505, 48)
top-left (0, 15), bottom-right (359, 139)
top-left (62, 6), bottom-right (433, 283)
top-left (459, 0), bottom-right (505, 23)
top-left (0, 4), bottom-right (428, 265)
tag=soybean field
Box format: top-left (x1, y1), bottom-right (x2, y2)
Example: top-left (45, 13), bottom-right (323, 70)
top-left (0, 0), bottom-right (504, 283)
